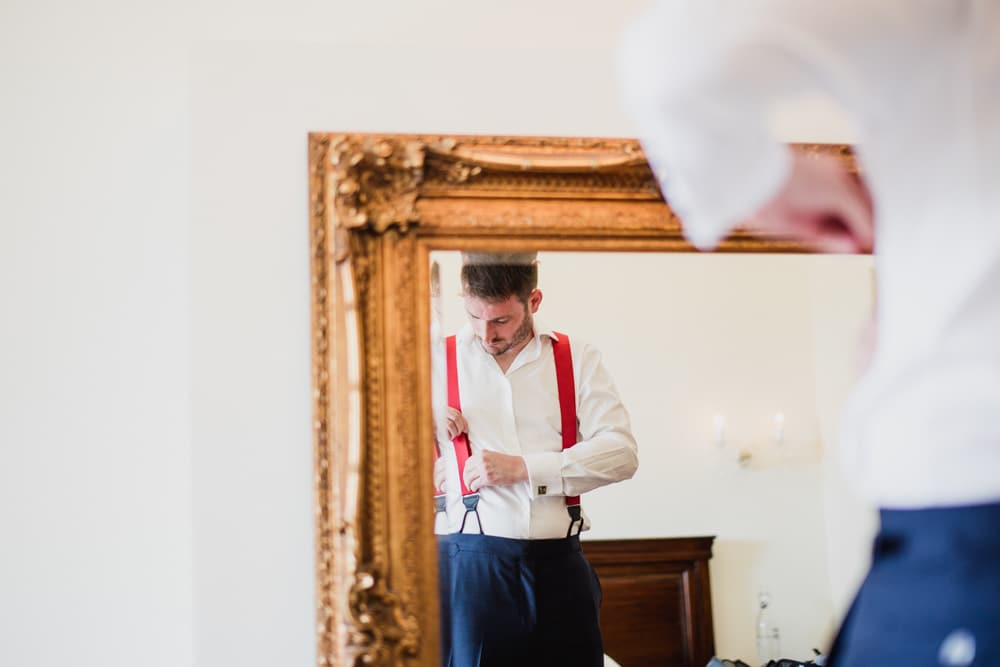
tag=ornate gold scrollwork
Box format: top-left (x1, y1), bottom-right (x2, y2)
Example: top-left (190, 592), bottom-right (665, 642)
top-left (348, 565), bottom-right (421, 665)
top-left (341, 230), bottom-right (424, 666)
top-left (329, 136), bottom-right (426, 261)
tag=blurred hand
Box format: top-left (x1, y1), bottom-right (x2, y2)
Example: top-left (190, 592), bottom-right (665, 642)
top-left (464, 450), bottom-right (528, 492)
top-left (745, 151), bottom-right (875, 253)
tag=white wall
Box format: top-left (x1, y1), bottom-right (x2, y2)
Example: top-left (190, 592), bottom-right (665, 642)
top-left (1, 1), bottom-right (864, 666)
top-left (1, 2), bottom-right (194, 666)
top-left (806, 259), bottom-right (879, 619)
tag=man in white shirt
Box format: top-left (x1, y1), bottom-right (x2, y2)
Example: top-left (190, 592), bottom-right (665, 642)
top-left (434, 252), bottom-right (638, 667)
top-left (620, 2), bottom-right (1000, 665)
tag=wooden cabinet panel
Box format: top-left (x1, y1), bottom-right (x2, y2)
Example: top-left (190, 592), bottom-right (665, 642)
top-left (584, 537), bottom-right (716, 667)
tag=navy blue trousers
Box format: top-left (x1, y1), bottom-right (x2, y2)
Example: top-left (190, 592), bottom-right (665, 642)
top-left (829, 502), bottom-right (1000, 666)
top-left (438, 533), bottom-right (604, 667)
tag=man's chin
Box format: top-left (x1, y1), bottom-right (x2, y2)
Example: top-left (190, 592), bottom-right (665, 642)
top-left (482, 341), bottom-right (508, 356)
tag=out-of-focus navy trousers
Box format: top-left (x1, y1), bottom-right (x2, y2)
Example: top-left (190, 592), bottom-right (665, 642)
top-left (829, 502), bottom-right (1000, 666)
top-left (438, 532), bottom-right (604, 667)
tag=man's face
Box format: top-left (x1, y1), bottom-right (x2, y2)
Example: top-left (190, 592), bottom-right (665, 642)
top-left (464, 291), bottom-right (539, 359)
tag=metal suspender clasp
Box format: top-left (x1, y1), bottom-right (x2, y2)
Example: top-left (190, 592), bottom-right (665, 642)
top-left (566, 504), bottom-right (584, 538)
top-left (433, 493), bottom-right (447, 515)
top-left (459, 493), bottom-right (484, 535)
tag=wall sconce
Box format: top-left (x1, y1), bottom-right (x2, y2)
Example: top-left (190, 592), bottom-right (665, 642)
top-left (773, 412), bottom-right (785, 448)
top-left (712, 413), bottom-right (753, 468)
top-left (712, 414), bottom-right (726, 449)
top-left (710, 411), bottom-right (800, 470)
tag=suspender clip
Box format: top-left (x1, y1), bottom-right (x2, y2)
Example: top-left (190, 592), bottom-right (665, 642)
top-left (459, 493), bottom-right (484, 534)
top-left (433, 494), bottom-right (447, 514)
top-left (566, 503), bottom-right (584, 538)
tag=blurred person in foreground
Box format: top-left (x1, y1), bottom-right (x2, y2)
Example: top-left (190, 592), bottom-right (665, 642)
top-left (620, 2), bottom-right (1000, 665)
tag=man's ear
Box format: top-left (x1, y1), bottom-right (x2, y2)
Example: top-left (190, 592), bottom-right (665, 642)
top-left (528, 288), bottom-right (543, 314)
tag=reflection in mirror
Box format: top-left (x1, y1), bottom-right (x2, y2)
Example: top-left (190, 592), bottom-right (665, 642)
top-left (429, 250), bottom-right (876, 665)
top-left (430, 251), bottom-right (639, 666)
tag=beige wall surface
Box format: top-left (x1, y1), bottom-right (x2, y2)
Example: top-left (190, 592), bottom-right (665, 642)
top-left (1, 1), bottom-right (865, 666)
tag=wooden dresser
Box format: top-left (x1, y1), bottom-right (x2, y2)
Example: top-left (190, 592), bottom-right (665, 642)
top-left (583, 537), bottom-right (716, 667)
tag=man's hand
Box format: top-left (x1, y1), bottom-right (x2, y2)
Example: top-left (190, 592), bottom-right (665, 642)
top-left (445, 407), bottom-right (468, 440)
top-left (463, 451), bottom-right (529, 492)
top-left (745, 151), bottom-right (875, 253)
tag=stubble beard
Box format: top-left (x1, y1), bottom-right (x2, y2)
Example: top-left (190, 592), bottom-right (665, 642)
top-left (482, 309), bottom-right (534, 359)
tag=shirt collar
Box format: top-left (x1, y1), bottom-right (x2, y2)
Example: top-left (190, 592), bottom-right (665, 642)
top-left (534, 318), bottom-right (560, 343)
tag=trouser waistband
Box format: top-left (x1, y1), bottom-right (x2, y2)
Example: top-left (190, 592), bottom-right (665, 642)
top-left (875, 500), bottom-right (1000, 560)
top-left (443, 532), bottom-right (582, 558)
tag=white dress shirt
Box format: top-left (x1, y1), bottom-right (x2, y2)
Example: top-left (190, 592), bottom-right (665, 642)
top-left (620, 0), bottom-right (1000, 508)
top-left (433, 320), bottom-right (638, 539)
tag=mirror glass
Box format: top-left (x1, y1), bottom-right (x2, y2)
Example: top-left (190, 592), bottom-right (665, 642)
top-left (428, 250), bottom-right (876, 662)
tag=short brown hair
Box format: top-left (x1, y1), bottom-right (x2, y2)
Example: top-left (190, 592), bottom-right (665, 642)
top-left (460, 253), bottom-right (538, 303)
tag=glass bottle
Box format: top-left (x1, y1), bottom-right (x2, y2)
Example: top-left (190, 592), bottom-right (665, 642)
top-left (755, 590), bottom-right (781, 666)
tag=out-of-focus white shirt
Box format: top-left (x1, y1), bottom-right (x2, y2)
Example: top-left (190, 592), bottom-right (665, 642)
top-left (620, 0), bottom-right (1000, 508)
top-left (433, 320), bottom-right (638, 539)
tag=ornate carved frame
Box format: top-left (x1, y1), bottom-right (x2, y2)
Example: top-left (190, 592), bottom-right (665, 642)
top-left (308, 133), bottom-right (855, 666)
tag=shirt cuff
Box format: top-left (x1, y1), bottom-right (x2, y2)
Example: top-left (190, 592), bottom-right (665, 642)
top-left (523, 452), bottom-right (564, 499)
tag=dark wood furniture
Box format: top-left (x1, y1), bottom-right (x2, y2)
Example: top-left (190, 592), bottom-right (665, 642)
top-left (583, 537), bottom-right (716, 667)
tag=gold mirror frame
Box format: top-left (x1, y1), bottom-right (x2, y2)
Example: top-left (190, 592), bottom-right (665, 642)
top-left (308, 133), bottom-right (857, 666)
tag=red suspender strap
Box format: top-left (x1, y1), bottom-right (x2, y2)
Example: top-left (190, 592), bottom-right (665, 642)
top-left (551, 332), bottom-right (580, 508)
top-left (446, 335), bottom-right (475, 497)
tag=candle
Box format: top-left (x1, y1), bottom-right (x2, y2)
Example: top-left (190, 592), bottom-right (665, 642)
top-left (713, 414), bottom-right (726, 447)
top-left (773, 412), bottom-right (785, 446)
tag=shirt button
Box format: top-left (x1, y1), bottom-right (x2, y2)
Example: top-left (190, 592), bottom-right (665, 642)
top-left (938, 629), bottom-right (976, 666)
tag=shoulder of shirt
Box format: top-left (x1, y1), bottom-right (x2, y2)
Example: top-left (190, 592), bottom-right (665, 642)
top-left (534, 318), bottom-right (558, 343)
top-left (534, 319), bottom-right (576, 347)
top-left (535, 320), bottom-right (600, 356)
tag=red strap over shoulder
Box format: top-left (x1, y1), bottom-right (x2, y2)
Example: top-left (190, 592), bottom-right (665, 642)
top-left (446, 335), bottom-right (461, 412)
top-left (551, 332), bottom-right (580, 508)
top-left (446, 335), bottom-right (475, 497)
